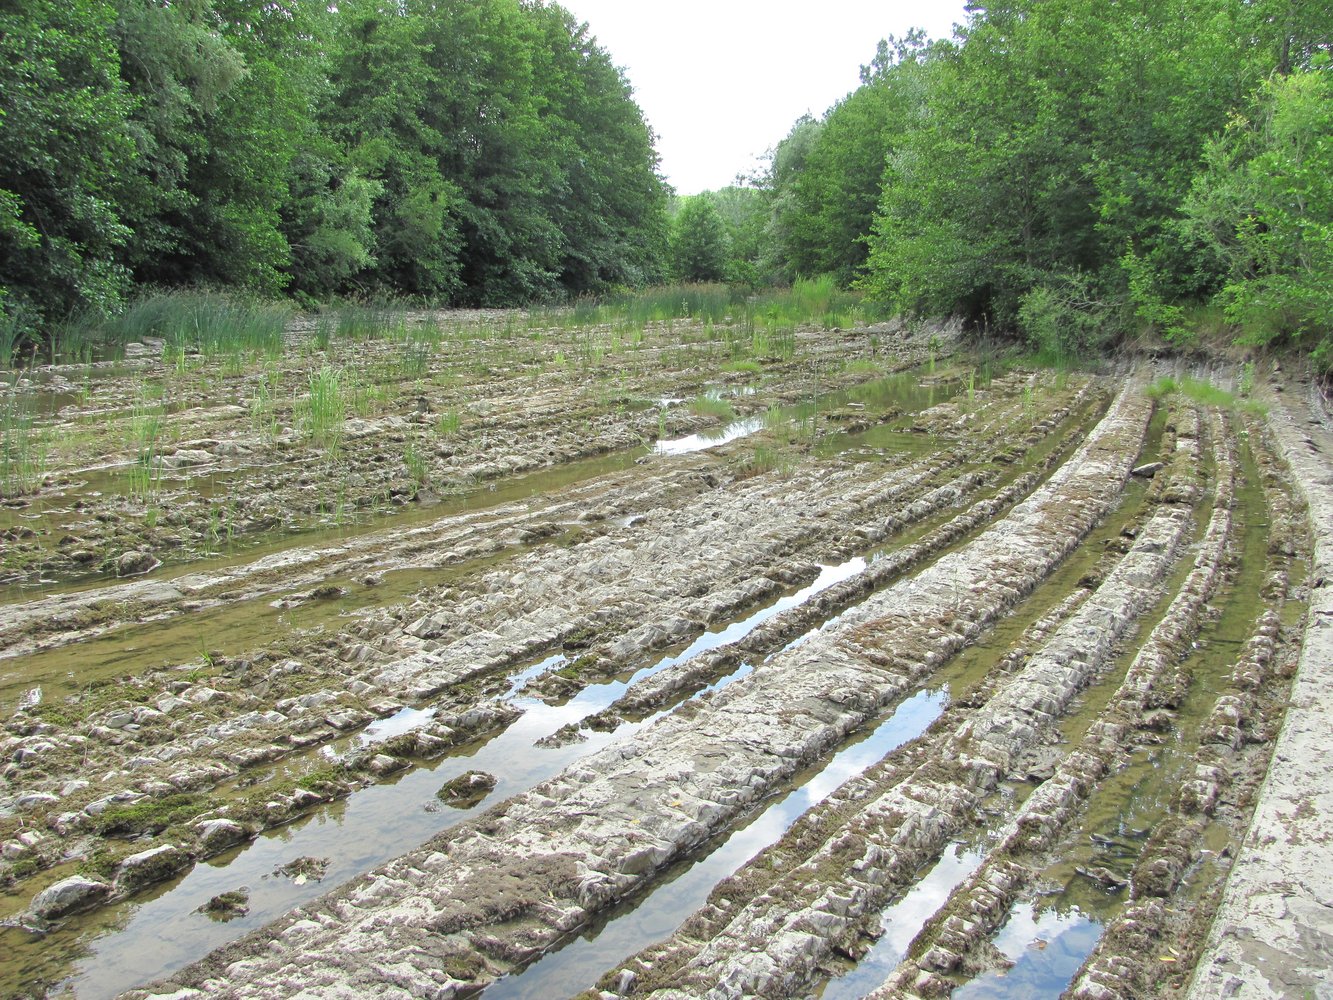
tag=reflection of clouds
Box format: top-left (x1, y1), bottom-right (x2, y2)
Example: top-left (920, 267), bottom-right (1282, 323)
top-left (994, 900), bottom-right (1090, 960)
top-left (357, 705), bottom-right (436, 745)
top-left (673, 559), bottom-right (869, 699)
top-left (882, 845), bottom-right (984, 957)
top-left (823, 842), bottom-right (983, 999)
top-left (801, 689), bottom-right (945, 804)
top-left (955, 900), bottom-right (1102, 1000)
top-left (655, 415), bottom-right (767, 456)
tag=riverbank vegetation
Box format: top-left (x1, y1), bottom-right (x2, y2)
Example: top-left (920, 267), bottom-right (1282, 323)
top-left (1, 0), bottom-right (1329, 369)
top-left (0, 0), bottom-right (666, 348)
top-left (682, 2), bottom-right (1332, 367)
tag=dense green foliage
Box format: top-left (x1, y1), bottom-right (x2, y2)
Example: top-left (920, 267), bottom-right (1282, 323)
top-left (5, 0), bottom-right (1330, 369)
top-left (0, 0), bottom-right (666, 346)
top-left (1182, 69), bottom-right (1333, 362)
top-left (859, 0), bottom-right (1298, 336)
top-left (777, 33), bottom-right (935, 287)
top-left (693, 1), bottom-right (1330, 366)
top-left (0, 0), bottom-right (136, 322)
top-left (669, 195), bottom-right (732, 282)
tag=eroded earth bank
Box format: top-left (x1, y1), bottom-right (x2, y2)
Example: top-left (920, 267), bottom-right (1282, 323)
top-left (1, 310), bottom-right (1328, 999)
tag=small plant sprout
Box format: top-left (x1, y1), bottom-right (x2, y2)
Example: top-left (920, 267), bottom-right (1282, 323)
top-left (404, 443), bottom-right (429, 488)
top-left (436, 410), bottom-right (461, 436)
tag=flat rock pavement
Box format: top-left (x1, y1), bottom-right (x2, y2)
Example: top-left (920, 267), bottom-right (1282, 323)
top-left (1187, 385), bottom-right (1333, 1000)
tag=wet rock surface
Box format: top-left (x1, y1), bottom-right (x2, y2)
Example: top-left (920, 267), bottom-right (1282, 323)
top-left (434, 771), bottom-right (497, 810)
top-left (118, 386), bottom-right (1154, 997)
top-left (28, 876), bottom-right (110, 919)
top-left (0, 320), bottom-right (1326, 1000)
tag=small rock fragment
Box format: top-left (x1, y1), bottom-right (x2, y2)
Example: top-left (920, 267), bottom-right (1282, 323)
top-left (116, 550), bottom-right (161, 577)
top-left (30, 876), bottom-right (110, 918)
top-left (434, 771), bottom-right (497, 809)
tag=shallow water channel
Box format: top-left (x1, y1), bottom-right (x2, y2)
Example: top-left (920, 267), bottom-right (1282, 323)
top-left (483, 690), bottom-right (950, 999)
top-left (8, 561), bottom-right (868, 998)
top-left (947, 428), bottom-right (1280, 1000)
top-left (2, 362), bottom-right (1060, 998)
top-left (820, 420), bottom-right (1281, 1000)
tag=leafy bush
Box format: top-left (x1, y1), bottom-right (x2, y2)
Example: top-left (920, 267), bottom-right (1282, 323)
top-left (1182, 69), bottom-right (1333, 368)
top-left (670, 196), bottom-right (732, 283)
top-left (1017, 273), bottom-right (1120, 365)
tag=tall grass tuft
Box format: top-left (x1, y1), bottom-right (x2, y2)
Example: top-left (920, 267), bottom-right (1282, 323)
top-left (403, 443), bottom-right (429, 487)
top-left (94, 291), bottom-right (292, 361)
top-left (301, 366), bottom-right (346, 448)
top-left (1146, 375), bottom-right (1267, 415)
top-left (127, 410), bottom-right (162, 502)
top-left (401, 341), bottom-right (433, 377)
top-left (749, 275), bottom-right (872, 329)
top-left (47, 318), bottom-right (98, 364)
top-left (249, 373), bottom-right (280, 441)
top-left (0, 397), bottom-right (47, 497)
top-left (751, 323), bottom-right (796, 360)
top-left (436, 410), bottom-right (462, 436)
top-left (740, 443), bottom-right (795, 479)
top-left (690, 394), bottom-right (736, 421)
top-left (523, 278), bottom-right (877, 338)
top-left (332, 303), bottom-right (401, 341)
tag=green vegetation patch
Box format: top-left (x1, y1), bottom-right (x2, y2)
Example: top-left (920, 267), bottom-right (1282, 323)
top-left (689, 395), bottom-right (736, 421)
top-left (92, 793), bottom-right (208, 838)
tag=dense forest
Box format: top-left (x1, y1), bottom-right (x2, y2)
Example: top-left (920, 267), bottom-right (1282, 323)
top-left (0, 0), bottom-right (667, 331)
top-left (1, 0), bottom-right (1330, 365)
top-left (676, 1), bottom-right (1331, 365)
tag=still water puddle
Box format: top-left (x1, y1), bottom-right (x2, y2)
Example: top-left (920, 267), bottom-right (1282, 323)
top-left (655, 415), bottom-right (767, 456)
top-left (484, 689), bottom-right (950, 999)
top-left (820, 842), bottom-right (985, 998)
top-left (354, 705), bottom-right (438, 747)
top-left (953, 901), bottom-right (1101, 1000)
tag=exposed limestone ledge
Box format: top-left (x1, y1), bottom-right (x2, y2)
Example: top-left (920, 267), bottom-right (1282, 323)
top-left (1186, 385), bottom-right (1333, 1000)
top-left (130, 385), bottom-right (1151, 1000)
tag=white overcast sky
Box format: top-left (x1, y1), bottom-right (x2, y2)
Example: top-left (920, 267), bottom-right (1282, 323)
top-left (557, 1), bottom-right (970, 195)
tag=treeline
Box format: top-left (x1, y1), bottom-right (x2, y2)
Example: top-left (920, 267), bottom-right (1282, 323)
top-left (6, 0), bottom-right (1329, 366)
top-left (676, 2), bottom-right (1331, 365)
top-left (0, 0), bottom-right (667, 342)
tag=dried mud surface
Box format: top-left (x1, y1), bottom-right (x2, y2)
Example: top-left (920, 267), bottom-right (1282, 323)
top-left (0, 314), bottom-right (1326, 1000)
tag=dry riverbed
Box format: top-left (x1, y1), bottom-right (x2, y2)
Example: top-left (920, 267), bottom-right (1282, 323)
top-left (0, 308), bottom-right (1328, 1000)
